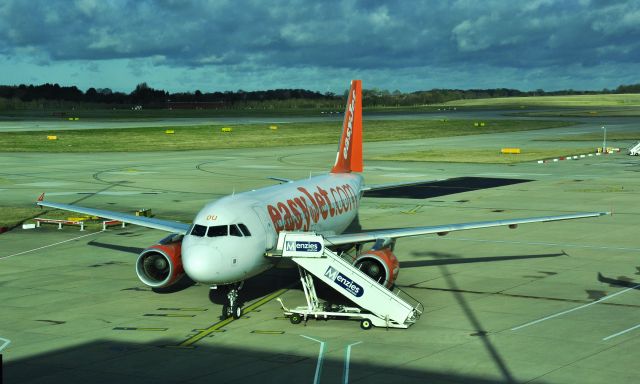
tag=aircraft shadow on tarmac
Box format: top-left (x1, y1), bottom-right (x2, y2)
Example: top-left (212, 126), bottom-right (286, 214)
top-left (87, 240), bottom-right (143, 255)
top-left (395, 248), bottom-right (519, 382)
top-left (4, 338), bottom-right (520, 384)
top-left (81, 243), bottom-right (521, 381)
top-left (208, 267), bottom-right (300, 308)
top-left (363, 176), bottom-right (532, 199)
top-left (401, 250), bottom-right (567, 268)
top-left (597, 272), bottom-right (640, 289)
top-left (87, 240), bottom-right (197, 293)
top-left (4, 260), bottom-right (521, 383)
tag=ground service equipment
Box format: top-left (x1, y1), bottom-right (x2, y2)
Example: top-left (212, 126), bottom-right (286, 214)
top-left (271, 232), bottom-right (423, 329)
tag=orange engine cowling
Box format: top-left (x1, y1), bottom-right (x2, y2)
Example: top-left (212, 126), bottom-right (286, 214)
top-left (135, 235), bottom-right (184, 288)
top-left (353, 248), bottom-right (399, 289)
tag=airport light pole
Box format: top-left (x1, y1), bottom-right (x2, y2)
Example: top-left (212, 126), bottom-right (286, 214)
top-left (602, 126), bottom-right (607, 153)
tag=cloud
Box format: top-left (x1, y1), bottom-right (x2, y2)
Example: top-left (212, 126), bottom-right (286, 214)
top-left (0, 0), bottom-right (638, 92)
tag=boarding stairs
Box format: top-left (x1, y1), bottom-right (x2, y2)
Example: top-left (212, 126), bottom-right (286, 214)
top-left (270, 232), bottom-right (423, 329)
top-left (629, 141), bottom-right (640, 156)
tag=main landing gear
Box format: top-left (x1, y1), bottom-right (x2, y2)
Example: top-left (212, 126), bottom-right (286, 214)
top-left (221, 282), bottom-right (244, 319)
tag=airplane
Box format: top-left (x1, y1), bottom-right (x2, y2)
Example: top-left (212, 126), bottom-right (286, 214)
top-left (36, 80), bottom-right (609, 320)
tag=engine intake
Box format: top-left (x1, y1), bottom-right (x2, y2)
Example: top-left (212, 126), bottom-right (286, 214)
top-left (354, 248), bottom-right (399, 289)
top-left (136, 235), bottom-right (184, 288)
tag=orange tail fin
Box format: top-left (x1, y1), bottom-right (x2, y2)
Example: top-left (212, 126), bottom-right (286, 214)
top-left (331, 80), bottom-right (363, 173)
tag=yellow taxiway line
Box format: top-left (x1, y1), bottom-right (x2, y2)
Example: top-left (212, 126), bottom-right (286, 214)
top-left (175, 288), bottom-right (288, 348)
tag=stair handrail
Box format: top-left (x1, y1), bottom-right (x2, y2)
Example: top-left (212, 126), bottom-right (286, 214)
top-left (324, 238), bottom-right (424, 321)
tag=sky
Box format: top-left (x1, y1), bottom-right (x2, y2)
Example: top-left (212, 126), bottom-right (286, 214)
top-left (0, 0), bottom-right (639, 93)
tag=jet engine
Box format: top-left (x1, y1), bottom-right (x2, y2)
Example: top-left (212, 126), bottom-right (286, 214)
top-left (353, 247), bottom-right (399, 289)
top-left (135, 234), bottom-right (184, 288)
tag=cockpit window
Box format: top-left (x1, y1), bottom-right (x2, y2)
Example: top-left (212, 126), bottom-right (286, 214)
top-left (238, 223), bottom-right (251, 236)
top-left (230, 224), bottom-right (243, 237)
top-left (191, 224), bottom-right (207, 237)
top-left (207, 225), bottom-right (228, 237)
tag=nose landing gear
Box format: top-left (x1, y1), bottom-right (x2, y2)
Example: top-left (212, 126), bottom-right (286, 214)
top-left (221, 282), bottom-right (244, 319)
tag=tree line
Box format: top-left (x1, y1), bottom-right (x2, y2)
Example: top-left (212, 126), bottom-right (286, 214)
top-left (1, 81), bottom-right (639, 109)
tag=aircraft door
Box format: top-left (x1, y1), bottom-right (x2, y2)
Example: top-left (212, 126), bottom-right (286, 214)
top-left (252, 205), bottom-right (277, 250)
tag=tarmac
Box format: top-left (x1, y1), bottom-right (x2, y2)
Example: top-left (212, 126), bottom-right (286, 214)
top-left (0, 111), bottom-right (639, 383)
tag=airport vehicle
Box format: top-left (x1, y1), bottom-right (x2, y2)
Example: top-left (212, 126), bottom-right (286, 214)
top-left (629, 141), bottom-right (640, 156)
top-left (36, 80), bottom-right (608, 320)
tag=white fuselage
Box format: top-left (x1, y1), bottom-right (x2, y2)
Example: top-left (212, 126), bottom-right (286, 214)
top-left (181, 173), bottom-right (364, 285)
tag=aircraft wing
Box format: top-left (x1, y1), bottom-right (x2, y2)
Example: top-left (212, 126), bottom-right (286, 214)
top-left (36, 199), bottom-right (191, 234)
top-left (324, 211), bottom-right (609, 246)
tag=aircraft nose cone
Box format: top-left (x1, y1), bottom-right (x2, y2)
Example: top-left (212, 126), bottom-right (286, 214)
top-left (182, 244), bottom-right (221, 284)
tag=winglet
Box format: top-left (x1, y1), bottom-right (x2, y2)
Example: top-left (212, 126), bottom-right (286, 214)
top-left (331, 80), bottom-right (363, 173)
top-left (36, 192), bottom-right (45, 208)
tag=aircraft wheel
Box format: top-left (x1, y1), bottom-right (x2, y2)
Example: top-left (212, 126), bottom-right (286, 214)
top-left (232, 305), bottom-right (243, 319)
top-left (290, 313), bottom-right (302, 324)
top-left (360, 319), bottom-right (373, 330)
top-left (222, 304), bottom-right (232, 319)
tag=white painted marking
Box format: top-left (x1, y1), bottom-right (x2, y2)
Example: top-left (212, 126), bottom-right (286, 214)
top-left (603, 323), bottom-right (640, 341)
top-left (343, 341), bottom-right (362, 384)
top-left (301, 335), bottom-right (326, 384)
top-left (0, 231), bottom-right (104, 261)
top-left (367, 166), bottom-right (408, 171)
top-left (17, 181), bottom-right (70, 187)
top-left (380, 173), bottom-right (427, 178)
top-left (0, 337), bottom-right (10, 352)
top-left (45, 191), bottom-right (153, 196)
top-left (512, 283), bottom-right (640, 331)
top-left (43, 192), bottom-right (84, 196)
top-left (239, 165), bottom-right (283, 169)
top-left (98, 191), bottom-right (159, 195)
top-left (105, 171), bottom-right (158, 175)
top-left (431, 237), bottom-right (640, 252)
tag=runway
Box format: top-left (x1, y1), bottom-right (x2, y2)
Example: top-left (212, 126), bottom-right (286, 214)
top-left (1, 110), bottom-right (639, 383)
top-left (2, 108), bottom-right (639, 133)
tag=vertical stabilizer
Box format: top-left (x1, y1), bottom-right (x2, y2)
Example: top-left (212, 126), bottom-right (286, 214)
top-left (331, 80), bottom-right (363, 173)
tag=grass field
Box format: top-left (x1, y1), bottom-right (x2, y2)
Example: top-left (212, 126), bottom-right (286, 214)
top-left (0, 206), bottom-right (144, 229)
top-left (0, 206), bottom-right (62, 228)
top-left (510, 109), bottom-right (640, 118)
top-left (533, 132), bottom-right (640, 142)
top-left (369, 147), bottom-right (596, 164)
top-left (0, 119), bottom-right (575, 152)
top-left (445, 93), bottom-right (640, 108)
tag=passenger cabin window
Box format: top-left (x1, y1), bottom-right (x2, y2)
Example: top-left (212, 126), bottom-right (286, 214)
top-left (238, 223), bottom-right (251, 236)
top-left (191, 224), bottom-right (207, 237)
top-left (207, 225), bottom-right (228, 237)
top-left (230, 224), bottom-right (243, 237)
